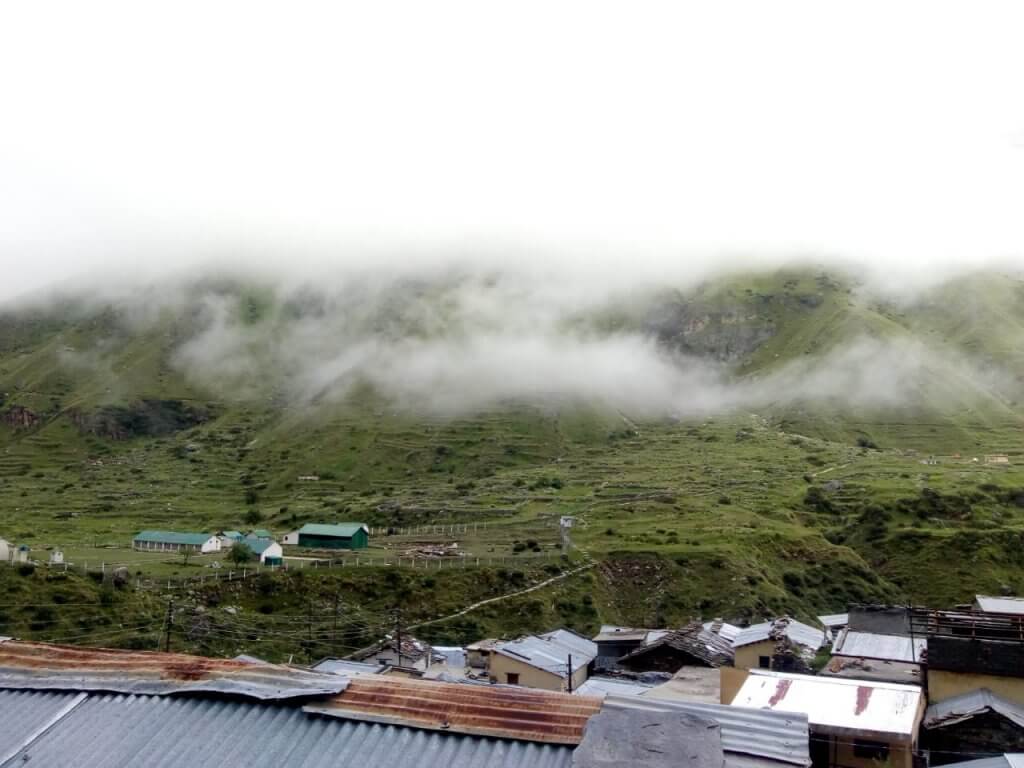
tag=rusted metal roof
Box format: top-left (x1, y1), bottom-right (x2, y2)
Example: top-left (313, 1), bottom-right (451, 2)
top-left (0, 690), bottom-right (576, 768)
top-left (0, 641), bottom-right (348, 701)
top-left (305, 674), bottom-right (604, 744)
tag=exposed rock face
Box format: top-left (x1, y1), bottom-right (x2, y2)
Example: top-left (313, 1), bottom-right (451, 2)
top-left (2, 405), bottom-right (41, 430)
top-left (70, 399), bottom-right (211, 440)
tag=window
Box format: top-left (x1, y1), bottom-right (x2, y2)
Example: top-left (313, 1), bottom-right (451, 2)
top-left (758, 656), bottom-right (771, 669)
top-left (852, 740), bottom-right (889, 761)
top-left (506, 673), bottom-right (520, 685)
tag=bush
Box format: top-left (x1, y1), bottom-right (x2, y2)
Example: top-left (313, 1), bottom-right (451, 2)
top-left (17, 563), bottom-right (36, 577)
top-left (230, 543), bottom-right (255, 564)
top-left (244, 508), bottom-right (263, 525)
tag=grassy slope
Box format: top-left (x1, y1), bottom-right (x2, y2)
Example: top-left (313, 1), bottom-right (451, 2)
top-left (2, 268), bottom-right (1024, 657)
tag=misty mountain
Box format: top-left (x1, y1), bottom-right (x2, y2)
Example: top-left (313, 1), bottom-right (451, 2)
top-left (1, 267), bottom-right (1021, 445)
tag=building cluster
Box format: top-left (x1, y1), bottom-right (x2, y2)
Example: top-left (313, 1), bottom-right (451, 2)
top-left (130, 522), bottom-right (370, 566)
top-left (342, 595), bottom-right (1024, 768)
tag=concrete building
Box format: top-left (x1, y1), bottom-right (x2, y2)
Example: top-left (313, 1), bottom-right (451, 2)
top-left (0, 538), bottom-right (9, 564)
top-left (731, 670), bottom-right (924, 768)
top-left (355, 635), bottom-right (434, 672)
top-left (132, 531), bottom-right (221, 554)
top-left (10, 545), bottom-right (29, 564)
top-left (48, 550), bottom-right (64, 566)
top-left (912, 608), bottom-right (1024, 707)
top-left (490, 630), bottom-right (598, 692)
top-left (295, 523), bottom-right (369, 550)
top-left (282, 530), bottom-right (299, 545)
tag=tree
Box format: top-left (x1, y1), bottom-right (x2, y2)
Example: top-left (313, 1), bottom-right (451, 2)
top-left (229, 543), bottom-right (254, 564)
top-left (244, 508), bottom-right (263, 525)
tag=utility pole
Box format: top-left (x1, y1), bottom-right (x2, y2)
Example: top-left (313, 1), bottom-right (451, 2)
top-left (163, 599), bottom-right (174, 652)
top-left (307, 598), bottom-right (314, 664)
top-left (566, 654), bottom-right (573, 693)
top-left (333, 592), bottom-right (341, 657)
top-left (394, 607), bottom-right (403, 667)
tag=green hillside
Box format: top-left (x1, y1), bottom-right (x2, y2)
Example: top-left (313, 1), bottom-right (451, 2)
top-left (2, 266), bottom-right (1024, 657)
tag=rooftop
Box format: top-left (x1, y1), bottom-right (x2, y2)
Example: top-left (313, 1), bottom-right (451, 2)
top-left (924, 688), bottom-right (1024, 731)
top-left (731, 670), bottom-right (923, 741)
top-left (0, 638), bottom-right (809, 768)
top-left (313, 658), bottom-right (387, 676)
top-left (940, 756), bottom-right (1024, 768)
top-left (732, 618), bottom-right (826, 653)
top-left (496, 631), bottom-right (598, 676)
top-left (975, 595), bottom-right (1024, 615)
top-left (132, 531), bottom-right (213, 546)
top-left (306, 674), bottom-right (603, 744)
top-left (619, 622), bottom-right (734, 667)
top-left (831, 629), bottom-right (926, 664)
top-left (298, 523), bottom-right (368, 538)
top-left (819, 656), bottom-right (921, 685)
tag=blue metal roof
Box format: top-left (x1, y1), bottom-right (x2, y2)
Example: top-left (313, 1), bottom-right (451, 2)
top-left (0, 691), bottom-right (574, 768)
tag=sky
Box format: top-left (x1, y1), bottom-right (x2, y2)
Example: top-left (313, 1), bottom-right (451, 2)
top-left (2, 1), bottom-right (1024, 300)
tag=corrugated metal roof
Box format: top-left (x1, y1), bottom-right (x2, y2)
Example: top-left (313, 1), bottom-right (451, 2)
top-left (0, 641), bottom-right (348, 701)
top-left (574, 677), bottom-right (653, 697)
top-left (539, 630), bottom-right (599, 660)
top-left (832, 629), bottom-right (926, 663)
top-left (975, 596), bottom-right (1024, 615)
top-left (593, 626), bottom-right (650, 643)
top-left (731, 670), bottom-right (922, 741)
top-left (133, 531), bottom-right (213, 545)
top-left (603, 695), bottom-right (812, 767)
top-left (703, 621), bottom-right (741, 642)
top-left (0, 691), bottom-right (574, 768)
top-left (817, 613), bottom-right (849, 629)
top-left (298, 523), bottom-right (368, 538)
top-left (732, 618), bottom-right (826, 652)
top-left (306, 674), bottom-right (603, 744)
top-left (0, 689), bottom-right (86, 766)
top-left (496, 633), bottom-right (596, 676)
top-left (924, 688), bottom-right (1024, 730)
top-left (313, 658), bottom-right (387, 676)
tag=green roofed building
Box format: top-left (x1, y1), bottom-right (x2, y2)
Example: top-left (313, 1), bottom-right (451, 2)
top-left (296, 523), bottom-right (369, 550)
top-left (133, 531), bottom-right (222, 554)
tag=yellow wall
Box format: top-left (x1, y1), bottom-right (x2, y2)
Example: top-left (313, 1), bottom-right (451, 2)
top-left (719, 667), bottom-right (749, 704)
top-left (734, 641), bottom-right (776, 671)
top-left (488, 654), bottom-right (588, 692)
top-left (928, 669), bottom-right (1024, 707)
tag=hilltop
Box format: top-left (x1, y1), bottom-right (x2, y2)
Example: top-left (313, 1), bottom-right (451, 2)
top-left (2, 266), bottom-right (1024, 654)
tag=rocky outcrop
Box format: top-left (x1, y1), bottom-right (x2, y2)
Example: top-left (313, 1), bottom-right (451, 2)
top-left (70, 399), bottom-right (211, 440)
top-left (2, 405), bottom-right (41, 430)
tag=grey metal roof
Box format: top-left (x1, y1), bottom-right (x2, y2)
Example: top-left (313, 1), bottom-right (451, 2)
top-left (539, 630), bottom-right (599, 660)
top-left (924, 689), bottom-right (1024, 730)
top-left (602, 695), bottom-right (811, 767)
top-left (975, 596), bottom-right (1024, 615)
top-left (732, 618), bottom-right (826, 652)
top-left (0, 691), bottom-right (574, 768)
top-left (832, 629), bottom-right (926, 663)
top-left (496, 632), bottom-right (596, 676)
top-left (0, 689), bottom-right (86, 767)
top-left (312, 658), bottom-right (387, 676)
top-left (133, 531), bottom-right (213, 545)
top-left (574, 677), bottom-right (654, 697)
